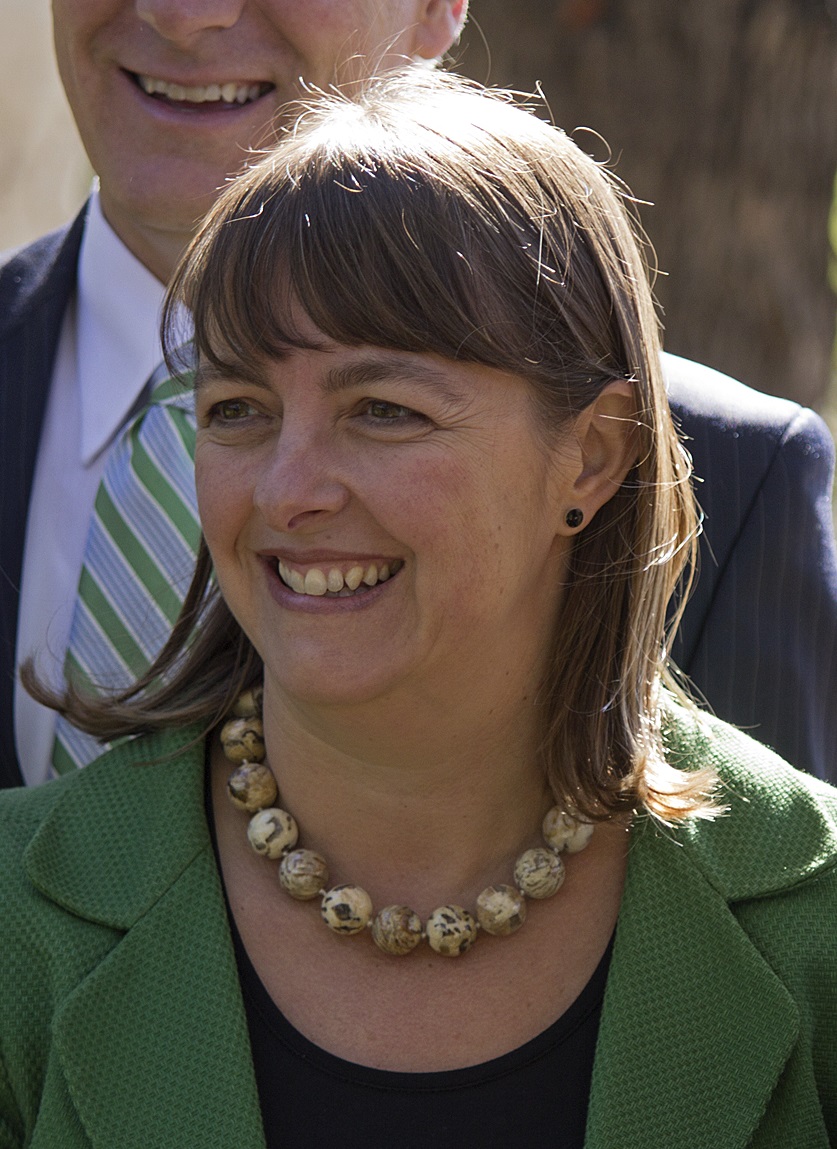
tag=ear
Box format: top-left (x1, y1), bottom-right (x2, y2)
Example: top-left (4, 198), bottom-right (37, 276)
top-left (556, 379), bottom-right (640, 536)
top-left (413, 0), bottom-right (469, 60)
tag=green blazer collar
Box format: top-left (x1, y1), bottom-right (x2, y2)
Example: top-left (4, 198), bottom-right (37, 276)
top-left (24, 727), bottom-right (266, 1149)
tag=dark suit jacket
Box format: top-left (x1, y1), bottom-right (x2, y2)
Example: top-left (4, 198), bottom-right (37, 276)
top-left (1, 217), bottom-right (836, 787)
top-left (0, 214), bottom-right (86, 790)
top-left (2, 709), bottom-right (836, 1146)
top-left (666, 354), bottom-right (837, 778)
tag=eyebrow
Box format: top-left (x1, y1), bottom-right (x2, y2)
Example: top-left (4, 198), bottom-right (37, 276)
top-left (321, 358), bottom-right (462, 406)
top-left (195, 354), bottom-right (464, 406)
top-left (193, 362), bottom-right (272, 393)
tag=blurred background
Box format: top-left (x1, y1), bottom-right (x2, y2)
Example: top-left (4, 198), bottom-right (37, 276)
top-left (457, 0), bottom-right (837, 419)
top-left (0, 0), bottom-right (90, 253)
top-left (3, 0), bottom-right (835, 423)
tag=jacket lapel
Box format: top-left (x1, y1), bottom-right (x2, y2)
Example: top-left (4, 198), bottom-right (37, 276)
top-left (25, 729), bottom-right (266, 1149)
top-left (0, 209), bottom-right (87, 787)
top-left (585, 816), bottom-right (799, 1148)
top-left (584, 700), bottom-right (837, 1149)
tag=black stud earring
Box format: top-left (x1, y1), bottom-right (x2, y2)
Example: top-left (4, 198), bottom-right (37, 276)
top-left (565, 508), bottom-right (584, 529)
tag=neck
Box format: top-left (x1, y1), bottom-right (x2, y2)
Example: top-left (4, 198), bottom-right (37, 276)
top-left (98, 191), bottom-right (193, 284)
top-left (254, 684), bottom-right (553, 913)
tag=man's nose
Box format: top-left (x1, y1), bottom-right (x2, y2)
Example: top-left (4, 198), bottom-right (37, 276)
top-left (135, 0), bottom-right (248, 42)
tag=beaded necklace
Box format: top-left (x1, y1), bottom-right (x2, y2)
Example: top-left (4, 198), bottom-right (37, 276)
top-left (221, 686), bottom-right (593, 958)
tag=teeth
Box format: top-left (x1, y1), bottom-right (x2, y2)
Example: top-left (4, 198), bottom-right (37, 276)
top-left (277, 560), bottom-right (402, 597)
top-left (345, 566), bottom-right (364, 591)
top-left (303, 569), bottom-right (328, 596)
top-left (137, 74), bottom-right (267, 106)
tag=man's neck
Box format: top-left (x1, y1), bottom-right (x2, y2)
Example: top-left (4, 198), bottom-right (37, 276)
top-left (98, 190), bottom-right (193, 285)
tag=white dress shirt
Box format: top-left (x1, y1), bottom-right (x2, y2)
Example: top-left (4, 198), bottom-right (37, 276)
top-left (15, 190), bottom-right (167, 785)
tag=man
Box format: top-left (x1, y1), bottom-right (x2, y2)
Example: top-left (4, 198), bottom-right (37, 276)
top-left (0, 0), bottom-right (468, 788)
top-left (0, 0), bottom-right (834, 787)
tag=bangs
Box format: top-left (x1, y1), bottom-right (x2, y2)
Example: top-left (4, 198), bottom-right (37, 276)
top-left (166, 103), bottom-right (622, 406)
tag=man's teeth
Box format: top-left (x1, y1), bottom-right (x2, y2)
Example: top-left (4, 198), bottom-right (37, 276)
top-left (137, 75), bottom-right (267, 105)
top-left (277, 560), bottom-right (402, 597)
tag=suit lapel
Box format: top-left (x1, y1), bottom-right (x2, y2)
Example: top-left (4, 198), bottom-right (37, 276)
top-left (0, 209), bottom-right (87, 787)
top-left (25, 729), bottom-right (266, 1148)
top-left (585, 817), bottom-right (799, 1148)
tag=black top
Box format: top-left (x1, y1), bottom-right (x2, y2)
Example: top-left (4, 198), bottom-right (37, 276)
top-left (208, 764), bottom-right (610, 1149)
top-left (235, 924), bottom-right (609, 1149)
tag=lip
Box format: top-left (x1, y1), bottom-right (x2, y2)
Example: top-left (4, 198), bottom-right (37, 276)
top-left (260, 555), bottom-right (402, 614)
top-left (260, 549), bottom-right (403, 567)
top-left (123, 68), bottom-right (276, 119)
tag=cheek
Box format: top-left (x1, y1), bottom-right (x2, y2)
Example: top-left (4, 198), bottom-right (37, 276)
top-left (384, 456), bottom-right (517, 592)
top-left (288, 0), bottom-right (419, 69)
top-left (195, 447), bottom-right (252, 554)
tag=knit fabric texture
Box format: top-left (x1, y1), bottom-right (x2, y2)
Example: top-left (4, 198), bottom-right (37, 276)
top-left (0, 705), bottom-right (835, 1147)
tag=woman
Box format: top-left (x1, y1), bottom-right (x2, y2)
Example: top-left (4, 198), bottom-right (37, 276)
top-left (3, 71), bottom-right (836, 1147)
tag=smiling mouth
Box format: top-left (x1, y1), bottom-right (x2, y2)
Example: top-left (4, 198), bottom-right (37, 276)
top-left (133, 73), bottom-right (274, 108)
top-left (276, 559), bottom-right (405, 598)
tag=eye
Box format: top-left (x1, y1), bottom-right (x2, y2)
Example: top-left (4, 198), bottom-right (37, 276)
top-left (369, 400), bottom-right (411, 420)
top-left (361, 399), bottom-right (427, 424)
top-left (210, 398), bottom-right (256, 422)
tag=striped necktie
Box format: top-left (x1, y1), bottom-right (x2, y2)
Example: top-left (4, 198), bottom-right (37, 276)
top-left (52, 365), bottom-right (200, 774)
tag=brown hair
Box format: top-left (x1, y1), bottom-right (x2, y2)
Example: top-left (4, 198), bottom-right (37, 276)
top-left (38, 69), bottom-right (715, 820)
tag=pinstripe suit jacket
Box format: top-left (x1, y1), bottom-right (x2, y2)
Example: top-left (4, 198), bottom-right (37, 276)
top-left (1, 215), bottom-right (836, 787)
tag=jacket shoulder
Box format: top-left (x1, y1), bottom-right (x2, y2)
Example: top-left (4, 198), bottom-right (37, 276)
top-left (0, 209), bottom-right (86, 337)
top-left (0, 771), bottom-right (76, 867)
top-left (663, 704), bottom-right (837, 901)
top-left (0, 724), bottom-right (206, 903)
top-left (664, 352), bottom-right (799, 430)
top-left (664, 351), bottom-right (833, 464)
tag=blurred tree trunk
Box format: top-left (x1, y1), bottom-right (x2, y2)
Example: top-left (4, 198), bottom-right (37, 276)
top-left (458, 0), bottom-right (837, 409)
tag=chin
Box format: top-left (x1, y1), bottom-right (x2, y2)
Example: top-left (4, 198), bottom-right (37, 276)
top-left (103, 154), bottom-right (241, 243)
top-left (265, 661), bottom-right (405, 712)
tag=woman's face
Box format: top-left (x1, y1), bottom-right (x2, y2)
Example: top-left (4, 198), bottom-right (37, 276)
top-left (194, 324), bottom-right (577, 713)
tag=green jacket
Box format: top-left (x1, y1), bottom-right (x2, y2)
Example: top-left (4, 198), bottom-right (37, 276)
top-left (1, 710), bottom-right (835, 1147)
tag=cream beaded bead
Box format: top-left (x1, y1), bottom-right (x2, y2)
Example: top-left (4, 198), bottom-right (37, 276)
top-left (279, 849), bottom-right (329, 900)
top-left (563, 821), bottom-right (594, 854)
top-left (247, 808), bottom-right (298, 859)
top-left (425, 905), bottom-right (479, 956)
top-left (220, 717), bottom-right (266, 764)
top-left (371, 905), bottom-right (424, 955)
top-left (227, 762), bottom-right (278, 813)
top-left (321, 885), bottom-right (374, 935)
top-left (514, 846), bottom-right (566, 899)
top-left (542, 807), bottom-right (594, 854)
top-left (232, 686), bottom-right (264, 719)
top-left (476, 883), bottom-right (527, 936)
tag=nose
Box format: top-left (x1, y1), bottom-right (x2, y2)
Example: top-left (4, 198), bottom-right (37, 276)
top-left (136, 0), bottom-right (247, 41)
top-left (252, 425), bottom-right (351, 533)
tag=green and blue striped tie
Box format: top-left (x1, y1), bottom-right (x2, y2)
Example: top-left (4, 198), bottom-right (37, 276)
top-left (52, 366), bottom-right (200, 774)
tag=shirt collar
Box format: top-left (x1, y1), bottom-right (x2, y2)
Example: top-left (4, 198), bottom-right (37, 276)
top-left (75, 187), bottom-right (168, 465)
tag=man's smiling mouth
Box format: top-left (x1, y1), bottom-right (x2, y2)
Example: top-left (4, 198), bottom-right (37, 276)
top-left (133, 73), bottom-right (274, 108)
top-left (276, 559), bottom-right (405, 598)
